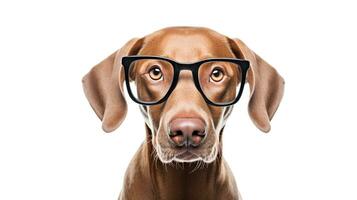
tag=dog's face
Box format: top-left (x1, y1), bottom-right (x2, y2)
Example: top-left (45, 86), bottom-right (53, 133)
top-left (137, 28), bottom-right (239, 163)
top-left (83, 27), bottom-right (284, 164)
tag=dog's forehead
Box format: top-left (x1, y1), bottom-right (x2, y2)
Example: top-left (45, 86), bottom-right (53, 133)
top-left (139, 27), bottom-right (235, 62)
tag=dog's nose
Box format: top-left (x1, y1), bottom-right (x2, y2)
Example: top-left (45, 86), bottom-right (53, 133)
top-left (168, 118), bottom-right (206, 147)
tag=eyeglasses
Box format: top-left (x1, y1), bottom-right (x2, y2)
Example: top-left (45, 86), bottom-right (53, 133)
top-left (121, 56), bottom-right (249, 106)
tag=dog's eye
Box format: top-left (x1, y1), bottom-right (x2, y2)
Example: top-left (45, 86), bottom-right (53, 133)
top-left (210, 67), bottom-right (224, 82)
top-left (148, 65), bottom-right (163, 80)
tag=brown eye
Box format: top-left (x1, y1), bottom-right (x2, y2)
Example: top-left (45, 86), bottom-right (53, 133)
top-left (210, 67), bottom-right (224, 82)
top-left (148, 65), bottom-right (163, 80)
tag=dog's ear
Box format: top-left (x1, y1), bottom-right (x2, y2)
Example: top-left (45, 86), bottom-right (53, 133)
top-left (82, 38), bottom-right (143, 133)
top-left (228, 38), bottom-right (284, 133)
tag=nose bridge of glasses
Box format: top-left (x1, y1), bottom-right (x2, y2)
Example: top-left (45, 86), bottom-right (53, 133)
top-left (176, 63), bottom-right (196, 71)
top-left (172, 63), bottom-right (203, 95)
top-left (175, 63), bottom-right (197, 80)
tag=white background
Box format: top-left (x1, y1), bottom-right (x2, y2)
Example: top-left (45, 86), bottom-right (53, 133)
top-left (0, 0), bottom-right (356, 199)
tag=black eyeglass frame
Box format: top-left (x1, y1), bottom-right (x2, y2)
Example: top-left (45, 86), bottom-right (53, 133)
top-left (121, 56), bottom-right (250, 107)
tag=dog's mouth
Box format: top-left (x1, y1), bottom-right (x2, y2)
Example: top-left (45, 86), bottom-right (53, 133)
top-left (174, 150), bottom-right (200, 161)
top-left (155, 145), bottom-right (218, 164)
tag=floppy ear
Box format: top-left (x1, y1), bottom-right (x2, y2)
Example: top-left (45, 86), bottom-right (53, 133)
top-left (82, 38), bottom-right (143, 133)
top-left (228, 38), bottom-right (285, 133)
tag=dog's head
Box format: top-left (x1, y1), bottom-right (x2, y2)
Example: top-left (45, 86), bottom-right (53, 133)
top-left (83, 27), bottom-right (284, 163)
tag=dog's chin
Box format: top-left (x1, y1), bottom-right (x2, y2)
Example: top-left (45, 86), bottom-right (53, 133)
top-left (156, 145), bottom-right (218, 164)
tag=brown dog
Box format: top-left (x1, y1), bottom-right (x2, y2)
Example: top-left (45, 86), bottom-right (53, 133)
top-left (82, 27), bottom-right (284, 200)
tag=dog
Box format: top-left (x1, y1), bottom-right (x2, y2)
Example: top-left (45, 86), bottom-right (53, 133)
top-left (82, 27), bottom-right (284, 200)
